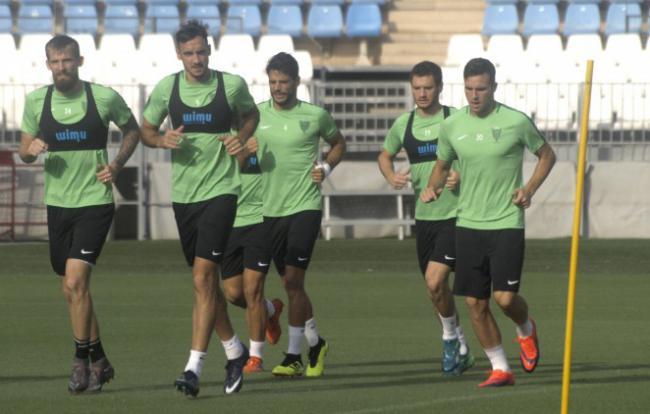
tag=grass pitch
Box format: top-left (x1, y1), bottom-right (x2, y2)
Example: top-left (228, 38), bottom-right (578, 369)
top-left (1, 238), bottom-right (649, 413)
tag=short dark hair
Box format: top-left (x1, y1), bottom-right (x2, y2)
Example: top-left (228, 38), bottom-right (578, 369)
top-left (175, 20), bottom-right (209, 45)
top-left (266, 52), bottom-right (299, 80)
top-left (45, 35), bottom-right (80, 59)
top-left (410, 61), bottom-right (442, 85)
top-left (463, 58), bottom-right (496, 85)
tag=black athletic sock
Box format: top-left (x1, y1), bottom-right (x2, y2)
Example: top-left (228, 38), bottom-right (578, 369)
top-left (89, 338), bottom-right (106, 362)
top-left (74, 338), bottom-right (90, 360)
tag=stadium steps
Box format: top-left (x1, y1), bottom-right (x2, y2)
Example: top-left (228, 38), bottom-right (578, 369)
top-left (381, 0), bottom-right (484, 66)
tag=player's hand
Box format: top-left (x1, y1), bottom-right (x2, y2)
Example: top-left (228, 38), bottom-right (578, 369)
top-left (26, 138), bottom-right (48, 156)
top-left (96, 163), bottom-right (118, 184)
top-left (311, 162), bottom-right (326, 184)
top-left (219, 135), bottom-right (244, 156)
top-left (244, 137), bottom-right (258, 156)
top-left (158, 125), bottom-right (184, 149)
top-left (512, 187), bottom-right (533, 209)
top-left (420, 186), bottom-right (442, 203)
top-left (390, 167), bottom-right (410, 190)
top-left (445, 169), bottom-right (460, 190)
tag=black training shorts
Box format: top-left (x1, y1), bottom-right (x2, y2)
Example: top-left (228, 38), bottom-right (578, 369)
top-left (264, 210), bottom-right (322, 275)
top-left (47, 203), bottom-right (115, 276)
top-left (453, 227), bottom-right (525, 299)
top-left (414, 218), bottom-right (456, 274)
top-left (220, 221), bottom-right (272, 279)
top-left (172, 194), bottom-right (237, 267)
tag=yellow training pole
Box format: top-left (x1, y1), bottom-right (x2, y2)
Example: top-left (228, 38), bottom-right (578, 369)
top-left (561, 60), bottom-right (594, 414)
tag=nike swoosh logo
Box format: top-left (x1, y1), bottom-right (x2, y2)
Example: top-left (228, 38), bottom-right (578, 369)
top-left (444, 255), bottom-right (456, 260)
top-left (257, 262), bottom-right (269, 267)
top-left (259, 125), bottom-right (271, 130)
top-left (212, 251), bottom-right (222, 256)
top-left (80, 249), bottom-right (94, 255)
top-left (507, 280), bottom-right (520, 286)
top-left (297, 257), bottom-right (309, 262)
top-left (456, 134), bottom-right (468, 141)
top-left (224, 376), bottom-right (242, 394)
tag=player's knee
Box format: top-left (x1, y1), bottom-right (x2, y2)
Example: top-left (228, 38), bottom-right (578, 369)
top-left (222, 282), bottom-right (243, 305)
top-left (282, 276), bottom-right (305, 294)
top-left (243, 282), bottom-right (263, 304)
top-left (61, 276), bottom-right (88, 300)
top-left (465, 296), bottom-right (488, 317)
top-left (493, 291), bottom-right (516, 310)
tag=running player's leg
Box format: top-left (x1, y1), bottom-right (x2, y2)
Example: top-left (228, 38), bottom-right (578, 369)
top-left (454, 227), bottom-right (513, 387)
top-left (490, 229), bottom-right (539, 373)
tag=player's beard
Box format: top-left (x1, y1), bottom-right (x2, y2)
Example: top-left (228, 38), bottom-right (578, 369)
top-left (53, 72), bottom-right (78, 93)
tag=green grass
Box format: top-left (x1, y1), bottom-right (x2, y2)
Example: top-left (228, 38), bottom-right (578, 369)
top-left (1, 239), bottom-right (650, 413)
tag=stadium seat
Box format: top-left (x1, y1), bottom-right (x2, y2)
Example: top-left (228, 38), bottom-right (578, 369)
top-left (565, 34), bottom-right (602, 65)
top-left (269, 0), bottom-right (303, 4)
top-left (226, 5), bottom-right (262, 36)
top-left (604, 33), bottom-right (642, 67)
top-left (258, 34), bottom-right (294, 57)
top-left (102, 0), bottom-right (138, 5)
top-left (0, 5), bottom-right (11, 33)
top-left (17, 5), bottom-right (54, 34)
top-left (605, 3), bottom-right (642, 36)
top-left (482, 4), bottom-right (518, 36)
top-left (218, 33), bottom-right (255, 56)
top-left (486, 34), bottom-right (524, 66)
top-left (138, 33), bottom-right (181, 83)
top-left (267, 5), bottom-right (303, 37)
top-left (311, 0), bottom-right (344, 4)
top-left (228, 0), bottom-right (262, 4)
top-left (185, 5), bottom-right (220, 37)
top-left (525, 34), bottom-right (564, 67)
top-left (293, 49), bottom-right (313, 81)
top-left (445, 34), bottom-right (484, 67)
top-left (346, 3), bottom-right (382, 37)
top-left (103, 5), bottom-right (140, 36)
top-left (16, 34), bottom-right (53, 84)
top-left (64, 5), bottom-right (98, 35)
top-left (522, 3), bottom-right (559, 37)
top-left (20, 0), bottom-right (54, 4)
top-left (563, 3), bottom-right (600, 36)
top-left (144, 5), bottom-right (180, 34)
top-left (307, 5), bottom-right (343, 38)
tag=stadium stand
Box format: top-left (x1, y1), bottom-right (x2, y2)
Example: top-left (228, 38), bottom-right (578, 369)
top-left (103, 4), bottom-right (140, 36)
top-left (144, 4), bottom-right (181, 34)
top-left (0, 4), bottom-right (11, 33)
top-left (267, 4), bottom-right (303, 37)
top-left (563, 2), bottom-right (601, 36)
top-left (445, 34), bottom-right (484, 67)
top-left (225, 4), bottom-right (262, 36)
top-left (185, 4), bottom-right (221, 37)
top-left (307, 4), bottom-right (343, 37)
top-left (17, 4), bottom-right (54, 34)
top-left (522, 2), bottom-right (560, 37)
top-left (64, 4), bottom-right (99, 35)
top-left (604, 2), bottom-right (642, 35)
top-left (482, 3), bottom-right (518, 36)
top-left (346, 2), bottom-right (382, 37)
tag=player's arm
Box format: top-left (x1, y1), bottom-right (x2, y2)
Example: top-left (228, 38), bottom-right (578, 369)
top-left (445, 168), bottom-right (460, 190)
top-left (97, 116), bottom-right (142, 184)
top-left (19, 132), bottom-right (47, 164)
top-left (312, 131), bottom-right (346, 184)
top-left (378, 150), bottom-right (409, 190)
top-left (219, 107), bottom-right (259, 156)
top-left (235, 136), bottom-right (258, 168)
top-left (140, 119), bottom-right (183, 149)
top-left (512, 142), bottom-right (556, 209)
top-left (421, 159), bottom-right (452, 203)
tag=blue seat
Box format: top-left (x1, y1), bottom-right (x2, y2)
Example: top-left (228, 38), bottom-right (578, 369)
top-left (228, 0), bottom-right (261, 4)
top-left (605, 3), bottom-right (642, 35)
top-left (18, 5), bottom-right (54, 34)
top-left (103, 5), bottom-right (139, 36)
top-left (0, 5), bottom-right (11, 33)
top-left (144, 5), bottom-right (180, 34)
top-left (307, 5), bottom-right (342, 37)
top-left (64, 5), bottom-right (98, 35)
top-left (20, 0), bottom-right (54, 4)
top-left (482, 4), bottom-right (518, 36)
top-left (563, 3), bottom-right (600, 36)
top-left (522, 3), bottom-right (559, 37)
top-left (103, 0), bottom-right (138, 5)
top-left (270, 0), bottom-right (302, 4)
top-left (311, 0), bottom-right (343, 4)
top-left (346, 3), bottom-right (381, 37)
top-left (185, 4), bottom-right (220, 37)
top-left (349, 0), bottom-right (386, 4)
top-left (486, 0), bottom-right (518, 3)
top-left (267, 5), bottom-right (302, 37)
top-left (185, 0), bottom-right (221, 5)
top-left (226, 5), bottom-right (262, 36)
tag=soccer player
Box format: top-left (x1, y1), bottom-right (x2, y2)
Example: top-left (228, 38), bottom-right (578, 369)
top-left (255, 53), bottom-right (346, 377)
top-left (220, 137), bottom-right (284, 373)
top-left (18, 35), bottom-right (141, 394)
top-left (140, 21), bottom-right (259, 396)
top-left (378, 61), bottom-right (474, 376)
top-left (421, 58), bottom-right (556, 387)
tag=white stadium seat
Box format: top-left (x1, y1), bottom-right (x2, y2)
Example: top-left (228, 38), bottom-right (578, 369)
top-left (445, 34), bottom-right (484, 67)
